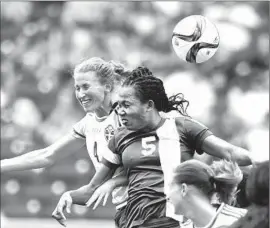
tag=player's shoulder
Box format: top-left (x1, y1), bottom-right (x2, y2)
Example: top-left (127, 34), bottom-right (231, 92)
top-left (83, 113), bottom-right (96, 122)
top-left (175, 116), bottom-right (208, 130)
top-left (73, 113), bottom-right (94, 129)
top-left (108, 127), bottom-right (133, 152)
top-left (114, 126), bottom-right (127, 134)
top-left (174, 116), bottom-right (190, 132)
top-left (113, 127), bottom-right (130, 141)
top-left (221, 204), bottom-right (247, 219)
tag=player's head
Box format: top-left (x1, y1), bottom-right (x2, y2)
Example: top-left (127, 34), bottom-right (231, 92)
top-left (73, 57), bottom-right (129, 113)
top-left (167, 160), bottom-right (243, 216)
top-left (246, 161), bottom-right (269, 206)
top-left (210, 159), bottom-right (243, 206)
top-left (115, 66), bottom-right (189, 130)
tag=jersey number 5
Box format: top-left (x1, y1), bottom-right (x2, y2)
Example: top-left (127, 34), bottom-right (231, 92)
top-left (141, 136), bottom-right (156, 156)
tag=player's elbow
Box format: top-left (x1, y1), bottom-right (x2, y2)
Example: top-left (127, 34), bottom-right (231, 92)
top-left (34, 147), bottom-right (56, 168)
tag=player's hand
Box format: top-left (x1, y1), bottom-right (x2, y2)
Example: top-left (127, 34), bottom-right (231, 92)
top-left (52, 191), bottom-right (72, 227)
top-left (86, 180), bottom-right (114, 209)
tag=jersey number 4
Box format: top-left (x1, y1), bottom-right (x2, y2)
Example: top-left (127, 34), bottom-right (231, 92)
top-left (141, 136), bottom-right (157, 156)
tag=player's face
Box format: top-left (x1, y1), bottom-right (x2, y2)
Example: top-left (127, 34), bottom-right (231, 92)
top-left (74, 71), bottom-right (108, 113)
top-left (167, 182), bottom-right (187, 215)
top-left (115, 87), bottom-right (150, 131)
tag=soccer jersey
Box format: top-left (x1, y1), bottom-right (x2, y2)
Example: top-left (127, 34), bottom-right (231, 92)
top-left (102, 116), bottom-right (212, 228)
top-left (180, 203), bottom-right (247, 228)
top-left (72, 111), bottom-right (128, 208)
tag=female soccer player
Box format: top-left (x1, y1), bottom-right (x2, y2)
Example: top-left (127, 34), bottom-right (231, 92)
top-left (53, 66), bottom-right (252, 228)
top-left (167, 160), bottom-right (247, 228)
top-left (1, 57), bottom-right (130, 227)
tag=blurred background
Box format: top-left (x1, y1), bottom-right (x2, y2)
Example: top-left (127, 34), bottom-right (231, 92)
top-left (1, 1), bottom-right (269, 227)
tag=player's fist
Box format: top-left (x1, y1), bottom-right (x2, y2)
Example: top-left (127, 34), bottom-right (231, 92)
top-left (52, 191), bottom-right (73, 227)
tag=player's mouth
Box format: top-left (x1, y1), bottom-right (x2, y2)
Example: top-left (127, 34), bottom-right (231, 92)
top-left (121, 119), bottom-right (128, 125)
top-left (81, 99), bottom-right (92, 106)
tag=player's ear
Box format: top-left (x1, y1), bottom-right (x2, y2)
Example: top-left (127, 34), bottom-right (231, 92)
top-left (146, 100), bottom-right (155, 111)
top-left (181, 183), bottom-right (188, 197)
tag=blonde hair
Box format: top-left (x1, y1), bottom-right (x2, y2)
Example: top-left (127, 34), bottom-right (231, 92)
top-left (74, 57), bottom-right (130, 90)
top-left (211, 160), bottom-right (243, 205)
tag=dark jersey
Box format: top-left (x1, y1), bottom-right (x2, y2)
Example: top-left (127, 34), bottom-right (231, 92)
top-left (102, 117), bottom-right (212, 228)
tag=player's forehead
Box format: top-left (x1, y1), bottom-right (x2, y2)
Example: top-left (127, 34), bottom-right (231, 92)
top-left (74, 71), bottom-right (100, 86)
top-left (117, 86), bottom-right (138, 103)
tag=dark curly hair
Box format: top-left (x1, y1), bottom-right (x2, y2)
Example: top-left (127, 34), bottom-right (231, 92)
top-left (122, 66), bottom-right (190, 117)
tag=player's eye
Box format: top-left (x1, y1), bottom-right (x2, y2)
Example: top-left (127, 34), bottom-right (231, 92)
top-left (82, 84), bottom-right (90, 90)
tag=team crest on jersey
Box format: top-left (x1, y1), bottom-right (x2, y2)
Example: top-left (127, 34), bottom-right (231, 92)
top-left (104, 125), bottom-right (115, 141)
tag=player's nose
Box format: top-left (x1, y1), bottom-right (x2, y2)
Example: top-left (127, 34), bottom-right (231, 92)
top-left (117, 107), bottom-right (126, 116)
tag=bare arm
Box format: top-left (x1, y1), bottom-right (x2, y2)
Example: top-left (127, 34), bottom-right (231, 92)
top-left (86, 167), bottom-right (128, 209)
top-left (69, 163), bottom-right (115, 205)
top-left (202, 135), bottom-right (252, 166)
top-left (51, 163), bottom-right (117, 226)
top-left (1, 132), bottom-right (85, 172)
top-left (108, 169), bottom-right (128, 189)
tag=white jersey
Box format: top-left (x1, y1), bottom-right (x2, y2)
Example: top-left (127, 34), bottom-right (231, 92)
top-left (180, 203), bottom-right (247, 228)
top-left (72, 111), bottom-right (128, 209)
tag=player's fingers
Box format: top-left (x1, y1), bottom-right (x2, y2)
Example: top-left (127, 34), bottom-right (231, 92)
top-left (52, 207), bottom-right (63, 220)
top-left (52, 211), bottom-right (66, 227)
top-left (56, 218), bottom-right (67, 227)
top-left (52, 212), bottom-right (60, 220)
top-left (65, 200), bottom-right (72, 214)
top-left (57, 205), bottom-right (67, 221)
top-left (52, 208), bottom-right (58, 218)
top-left (86, 192), bottom-right (98, 207)
top-left (102, 193), bottom-right (109, 206)
top-left (93, 194), bottom-right (104, 210)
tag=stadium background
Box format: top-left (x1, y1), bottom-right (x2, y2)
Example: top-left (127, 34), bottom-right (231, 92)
top-left (1, 1), bottom-right (269, 227)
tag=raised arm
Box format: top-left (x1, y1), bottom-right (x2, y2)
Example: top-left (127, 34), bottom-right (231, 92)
top-left (201, 135), bottom-right (252, 166)
top-left (175, 117), bottom-right (252, 166)
top-left (1, 131), bottom-right (85, 172)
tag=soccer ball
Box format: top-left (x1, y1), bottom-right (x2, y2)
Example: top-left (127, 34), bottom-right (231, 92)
top-left (172, 15), bottom-right (220, 64)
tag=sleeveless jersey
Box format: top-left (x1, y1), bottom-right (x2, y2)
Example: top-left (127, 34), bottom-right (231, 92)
top-left (180, 203), bottom-right (247, 228)
top-left (72, 111), bottom-right (128, 209)
top-left (102, 117), bottom-right (213, 227)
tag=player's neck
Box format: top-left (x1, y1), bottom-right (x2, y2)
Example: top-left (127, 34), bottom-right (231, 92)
top-left (141, 113), bottom-right (163, 132)
top-left (186, 197), bottom-right (217, 228)
top-left (94, 96), bottom-right (112, 119)
top-left (94, 106), bottom-right (110, 120)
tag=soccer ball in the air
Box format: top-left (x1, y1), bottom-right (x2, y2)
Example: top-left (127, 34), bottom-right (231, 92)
top-left (172, 15), bottom-right (220, 64)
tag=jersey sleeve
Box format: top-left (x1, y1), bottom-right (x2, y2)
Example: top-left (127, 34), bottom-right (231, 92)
top-left (101, 136), bottom-right (122, 168)
top-left (184, 118), bottom-right (213, 154)
top-left (72, 115), bottom-right (88, 139)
